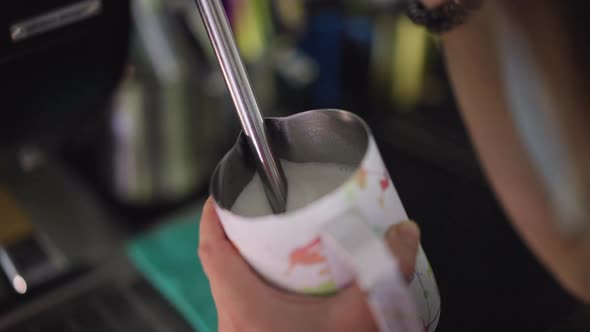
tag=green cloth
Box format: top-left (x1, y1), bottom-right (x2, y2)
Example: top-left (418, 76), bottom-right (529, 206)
top-left (127, 209), bottom-right (217, 332)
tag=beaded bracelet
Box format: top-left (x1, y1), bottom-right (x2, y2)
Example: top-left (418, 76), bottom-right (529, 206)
top-left (406, 0), bottom-right (483, 33)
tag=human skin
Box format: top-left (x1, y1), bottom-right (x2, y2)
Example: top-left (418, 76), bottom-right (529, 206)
top-left (198, 198), bottom-right (421, 332)
top-left (422, 0), bottom-right (590, 301)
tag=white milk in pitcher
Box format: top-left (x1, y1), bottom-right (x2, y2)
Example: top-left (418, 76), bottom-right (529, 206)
top-left (231, 160), bottom-right (355, 217)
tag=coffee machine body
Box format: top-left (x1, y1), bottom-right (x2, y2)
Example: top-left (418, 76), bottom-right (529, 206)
top-left (0, 0), bottom-right (131, 148)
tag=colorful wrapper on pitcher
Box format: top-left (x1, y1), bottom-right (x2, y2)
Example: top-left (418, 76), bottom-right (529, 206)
top-left (212, 110), bottom-right (440, 331)
top-left (216, 142), bottom-right (440, 331)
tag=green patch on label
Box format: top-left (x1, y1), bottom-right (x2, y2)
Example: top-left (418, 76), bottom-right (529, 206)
top-left (344, 182), bottom-right (357, 202)
top-left (302, 280), bottom-right (338, 295)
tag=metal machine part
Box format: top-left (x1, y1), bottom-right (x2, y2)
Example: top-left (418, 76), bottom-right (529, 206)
top-left (196, 0), bottom-right (288, 213)
top-left (104, 0), bottom-right (234, 206)
top-left (9, 0), bottom-right (103, 43)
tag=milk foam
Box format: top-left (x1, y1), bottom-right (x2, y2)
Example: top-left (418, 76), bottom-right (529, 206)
top-left (231, 160), bottom-right (355, 217)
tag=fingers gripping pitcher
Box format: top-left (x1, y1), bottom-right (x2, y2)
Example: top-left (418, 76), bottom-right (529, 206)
top-left (210, 110), bottom-right (441, 332)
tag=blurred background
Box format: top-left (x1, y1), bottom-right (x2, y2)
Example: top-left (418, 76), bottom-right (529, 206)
top-left (0, 0), bottom-right (588, 331)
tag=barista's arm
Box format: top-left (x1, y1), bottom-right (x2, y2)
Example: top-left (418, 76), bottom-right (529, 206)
top-left (419, 1), bottom-right (590, 301)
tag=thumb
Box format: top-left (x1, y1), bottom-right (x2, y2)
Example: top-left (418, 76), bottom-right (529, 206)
top-left (385, 221), bottom-right (421, 281)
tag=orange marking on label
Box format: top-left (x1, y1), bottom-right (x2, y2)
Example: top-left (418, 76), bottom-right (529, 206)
top-left (286, 237), bottom-right (326, 275)
top-left (356, 167), bottom-right (368, 189)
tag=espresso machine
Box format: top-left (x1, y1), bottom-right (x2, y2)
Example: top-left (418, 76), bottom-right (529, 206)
top-left (0, 1), bottom-right (585, 331)
top-left (0, 0), bottom-right (234, 299)
top-left (0, 0), bottom-right (138, 313)
top-left (0, 2), bottom-right (223, 330)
